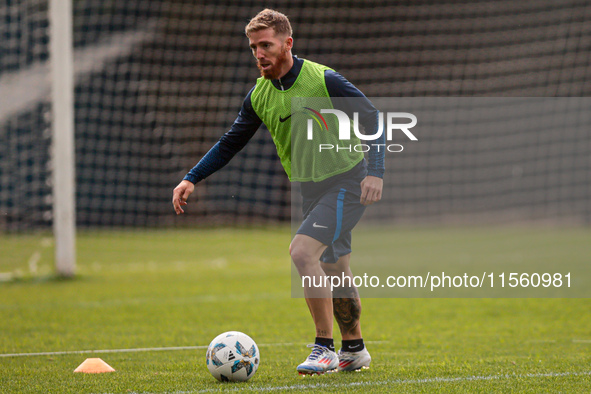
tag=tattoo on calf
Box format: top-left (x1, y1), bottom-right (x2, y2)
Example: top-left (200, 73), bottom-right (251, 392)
top-left (316, 329), bottom-right (330, 337)
top-left (332, 286), bottom-right (361, 335)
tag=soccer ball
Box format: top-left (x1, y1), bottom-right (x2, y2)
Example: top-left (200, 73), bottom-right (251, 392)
top-left (206, 331), bottom-right (260, 382)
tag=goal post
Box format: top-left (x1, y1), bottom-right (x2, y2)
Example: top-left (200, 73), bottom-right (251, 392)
top-left (49, 0), bottom-right (76, 277)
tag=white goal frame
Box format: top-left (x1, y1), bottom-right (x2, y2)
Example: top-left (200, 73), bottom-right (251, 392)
top-left (49, 0), bottom-right (76, 277)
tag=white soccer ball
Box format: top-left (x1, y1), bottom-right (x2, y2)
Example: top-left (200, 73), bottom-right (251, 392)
top-left (206, 331), bottom-right (260, 382)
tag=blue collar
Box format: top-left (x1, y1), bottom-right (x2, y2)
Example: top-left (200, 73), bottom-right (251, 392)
top-left (271, 56), bottom-right (303, 90)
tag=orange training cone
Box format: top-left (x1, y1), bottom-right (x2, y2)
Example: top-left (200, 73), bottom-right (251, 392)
top-left (73, 358), bottom-right (116, 373)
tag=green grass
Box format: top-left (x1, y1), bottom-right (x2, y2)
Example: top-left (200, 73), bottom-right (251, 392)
top-left (1, 227), bottom-right (590, 393)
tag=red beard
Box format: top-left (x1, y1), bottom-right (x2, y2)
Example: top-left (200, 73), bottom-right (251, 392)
top-left (258, 46), bottom-right (290, 80)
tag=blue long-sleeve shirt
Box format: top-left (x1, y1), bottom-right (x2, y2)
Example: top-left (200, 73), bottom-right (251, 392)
top-left (184, 56), bottom-right (385, 184)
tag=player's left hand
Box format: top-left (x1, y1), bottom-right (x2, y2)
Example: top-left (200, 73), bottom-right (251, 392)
top-left (360, 176), bottom-right (383, 206)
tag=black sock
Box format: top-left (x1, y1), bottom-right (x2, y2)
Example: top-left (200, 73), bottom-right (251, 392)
top-left (315, 337), bottom-right (335, 352)
top-left (342, 338), bottom-right (364, 352)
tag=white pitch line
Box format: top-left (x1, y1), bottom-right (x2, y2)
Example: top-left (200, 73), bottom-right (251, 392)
top-left (90, 371), bottom-right (591, 394)
top-left (180, 371), bottom-right (591, 393)
top-left (0, 346), bottom-right (208, 358)
top-left (0, 341), bottom-right (389, 358)
top-left (526, 339), bottom-right (557, 343)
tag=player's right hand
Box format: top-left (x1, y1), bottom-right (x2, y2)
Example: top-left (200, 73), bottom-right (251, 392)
top-left (172, 180), bottom-right (195, 215)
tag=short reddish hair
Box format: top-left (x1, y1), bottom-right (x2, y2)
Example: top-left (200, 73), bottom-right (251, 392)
top-left (245, 9), bottom-right (292, 38)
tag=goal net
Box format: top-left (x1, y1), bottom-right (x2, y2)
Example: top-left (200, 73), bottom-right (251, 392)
top-left (1, 0), bottom-right (590, 236)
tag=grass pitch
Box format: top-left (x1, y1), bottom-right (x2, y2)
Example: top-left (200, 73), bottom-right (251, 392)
top-left (1, 227), bottom-right (590, 393)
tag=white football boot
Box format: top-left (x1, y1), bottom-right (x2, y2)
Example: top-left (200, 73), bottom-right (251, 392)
top-left (337, 347), bottom-right (371, 371)
top-left (296, 344), bottom-right (338, 375)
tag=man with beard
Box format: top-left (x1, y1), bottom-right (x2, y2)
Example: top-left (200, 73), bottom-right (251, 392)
top-left (172, 9), bottom-right (384, 375)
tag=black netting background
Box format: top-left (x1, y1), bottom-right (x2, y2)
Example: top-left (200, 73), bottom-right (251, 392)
top-left (1, 0), bottom-right (590, 230)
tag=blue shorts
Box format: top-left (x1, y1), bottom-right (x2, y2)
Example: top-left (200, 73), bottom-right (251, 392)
top-left (296, 160), bottom-right (367, 264)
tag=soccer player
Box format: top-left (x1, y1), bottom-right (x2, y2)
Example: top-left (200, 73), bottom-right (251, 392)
top-left (172, 9), bottom-right (384, 374)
